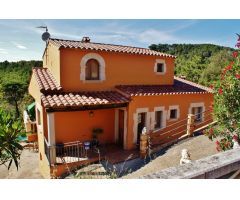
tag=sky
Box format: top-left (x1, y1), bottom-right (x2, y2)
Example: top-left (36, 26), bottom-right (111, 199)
top-left (0, 19), bottom-right (240, 61)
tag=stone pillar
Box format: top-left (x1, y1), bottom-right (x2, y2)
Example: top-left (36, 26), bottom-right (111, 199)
top-left (186, 114), bottom-right (195, 137)
top-left (140, 134), bottom-right (148, 158)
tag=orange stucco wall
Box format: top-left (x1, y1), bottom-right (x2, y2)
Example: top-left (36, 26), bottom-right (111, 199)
top-left (59, 48), bottom-right (175, 92)
top-left (54, 109), bottom-right (115, 144)
top-left (43, 43), bottom-right (61, 83)
top-left (125, 93), bottom-right (213, 149)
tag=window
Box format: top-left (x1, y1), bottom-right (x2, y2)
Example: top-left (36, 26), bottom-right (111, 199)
top-left (170, 109), bottom-right (177, 119)
top-left (155, 111), bottom-right (163, 129)
top-left (85, 59), bottom-right (100, 80)
top-left (157, 63), bottom-right (164, 73)
top-left (37, 109), bottom-right (41, 125)
top-left (192, 107), bottom-right (203, 122)
top-left (154, 59), bottom-right (166, 74)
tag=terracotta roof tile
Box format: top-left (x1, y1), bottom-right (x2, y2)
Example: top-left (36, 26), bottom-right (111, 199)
top-left (41, 91), bottom-right (129, 109)
top-left (32, 67), bottom-right (62, 93)
top-left (115, 77), bottom-right (213, 96)
top-left (49, 38), bottom-right (176, 58)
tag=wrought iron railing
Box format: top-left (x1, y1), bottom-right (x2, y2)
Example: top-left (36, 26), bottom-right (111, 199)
top-left (44, 139), bottom-right (87, 165)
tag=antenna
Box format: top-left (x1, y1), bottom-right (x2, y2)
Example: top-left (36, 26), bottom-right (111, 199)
top-left (36, 26), bottom-right (50, 42)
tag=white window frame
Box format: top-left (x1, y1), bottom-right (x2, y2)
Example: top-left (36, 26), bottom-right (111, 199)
top-left (154, 59), bottom-right (166, 75)
top-left (188, 102), bottom-right (205, 123)
top-left (133, 108), bottom-right (150, 144)
top-left (80, 53), bottom-right (106, 82)
top-left (168, 105), bottom-right (180, 121)
top-left (35, 102), bottom-right (43, 133)
top-left (151, 106), bottom-right (167, 132)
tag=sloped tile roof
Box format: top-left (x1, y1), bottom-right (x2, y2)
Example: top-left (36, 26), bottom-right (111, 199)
top-left (115, 77), bottom-right (213, 96)
top-left (49, 38), bottom-right (176, 58)
top-left (32, 67), bottom-right (62, 93)
top-left (41, 91), bottom-right (129, 109)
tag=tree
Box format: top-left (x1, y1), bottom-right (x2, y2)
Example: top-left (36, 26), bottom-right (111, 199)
top-left (0, 108), bottom-right (23, 169)
top-left (1, 82), bottom-right (27, 119)
top-left (204, 36), bottom-right (240, 151)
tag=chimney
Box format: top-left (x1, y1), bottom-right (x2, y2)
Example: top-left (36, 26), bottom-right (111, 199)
top-left (81, 36), bottom-right (91, 43)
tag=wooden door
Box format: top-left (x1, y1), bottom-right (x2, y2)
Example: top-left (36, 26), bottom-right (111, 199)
top-left (118, 110), bottom-right (124, 147)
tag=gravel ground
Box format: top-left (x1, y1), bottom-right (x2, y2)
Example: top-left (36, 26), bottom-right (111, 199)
top-left (0, 146), bottom-right (42, 179)
top-left (124, 135), bottom-right (218, 178)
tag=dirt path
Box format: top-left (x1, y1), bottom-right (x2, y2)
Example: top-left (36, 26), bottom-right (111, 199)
top-left (0, 147), bottom-right (42, 179)
top-left (124, 135), bottom-right (218, 178)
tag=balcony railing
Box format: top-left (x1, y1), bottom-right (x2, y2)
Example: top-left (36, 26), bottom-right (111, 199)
top-left (44, 139), bottom-right (87, 165)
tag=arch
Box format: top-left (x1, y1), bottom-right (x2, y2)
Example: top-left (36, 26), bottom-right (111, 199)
top-left (80, 53), bottom-right (106, 81)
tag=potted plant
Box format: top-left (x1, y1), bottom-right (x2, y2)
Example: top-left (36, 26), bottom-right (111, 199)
top-left (91, 128), bottom-right (103, 147)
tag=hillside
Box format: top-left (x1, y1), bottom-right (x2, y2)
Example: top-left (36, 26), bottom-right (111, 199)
top-left (149, 44), bottom-right (234, 85)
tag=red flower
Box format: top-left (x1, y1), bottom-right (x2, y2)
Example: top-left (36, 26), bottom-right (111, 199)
top-left (216, 141), bottom-right (220, 146)
top-left (218, 88), bottom-right (223, 95)
top-left (235, 74), bottom-right (240, 79)
top-left (233, 135), bottom-right (238, 141)
top-left (233, 51), bottom-right (238, 58)
top-left (225, 65), bottom-right (232, 71)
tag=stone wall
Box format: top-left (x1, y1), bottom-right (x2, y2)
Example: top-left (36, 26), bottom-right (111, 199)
top-left (139, 148), bottom-right (240, 179)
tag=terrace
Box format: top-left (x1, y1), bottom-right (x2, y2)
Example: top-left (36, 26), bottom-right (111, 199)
top-left (44, 138), bottom-right (139, 177)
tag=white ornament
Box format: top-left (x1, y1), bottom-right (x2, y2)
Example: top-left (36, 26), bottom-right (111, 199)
top-left (142, 127), bottom-right (147, 135)
top-left (180, 149), bottom-right (192, 165)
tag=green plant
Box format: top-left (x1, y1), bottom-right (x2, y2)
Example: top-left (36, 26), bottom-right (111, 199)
top-left (204, 35), bottom-right (240, 151)
top-left (0, 108), bottom-right (24, 169)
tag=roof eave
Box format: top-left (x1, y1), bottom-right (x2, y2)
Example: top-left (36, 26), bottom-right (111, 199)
top-left (45, 102), bottom-right (129, 113)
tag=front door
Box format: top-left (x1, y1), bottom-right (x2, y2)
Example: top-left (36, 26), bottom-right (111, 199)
top-left (118, 110), bottom-right (124, 147)
top-left (137, 112), bottom-right (146, 145)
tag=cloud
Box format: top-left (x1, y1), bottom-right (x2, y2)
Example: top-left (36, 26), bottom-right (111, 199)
top-left (0, 48), bottom-right (8, 54)
top-left (137, 29), bottom-right (177, 44)
top-left (12, 42), bottom-right (27, 49)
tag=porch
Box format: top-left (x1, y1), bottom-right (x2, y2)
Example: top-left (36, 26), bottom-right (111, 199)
top-left (44, 139), bottom-right (139, 176)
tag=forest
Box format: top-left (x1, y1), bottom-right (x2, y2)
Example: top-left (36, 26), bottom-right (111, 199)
top-left (0, 60), bottom-right (42, 118)
top-left (149, 43), bottom-right (234, 85)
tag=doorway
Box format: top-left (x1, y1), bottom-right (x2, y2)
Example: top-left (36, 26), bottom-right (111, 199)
top-left (118, 109), bottom-right (124, 147)
top-left (137, 112), bottom-right (146, 145)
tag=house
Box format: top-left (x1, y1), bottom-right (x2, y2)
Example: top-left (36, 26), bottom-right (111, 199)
top-left (28, 37), bottom-right (213, 178)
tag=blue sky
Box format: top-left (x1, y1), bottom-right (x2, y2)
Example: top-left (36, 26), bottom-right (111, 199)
top-left (0, 19), bottom-right (239, 61)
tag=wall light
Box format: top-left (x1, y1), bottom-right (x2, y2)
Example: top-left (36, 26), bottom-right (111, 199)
top-left (89, 111), bottom-right (94, 117)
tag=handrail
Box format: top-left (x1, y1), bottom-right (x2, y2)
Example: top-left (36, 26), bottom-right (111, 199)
top-left (152, 108), bottom-right (213, 134)
top-left (150, 123), bottom-right (187, 137)
top-left (148, 108), bottom-right (215, 150)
